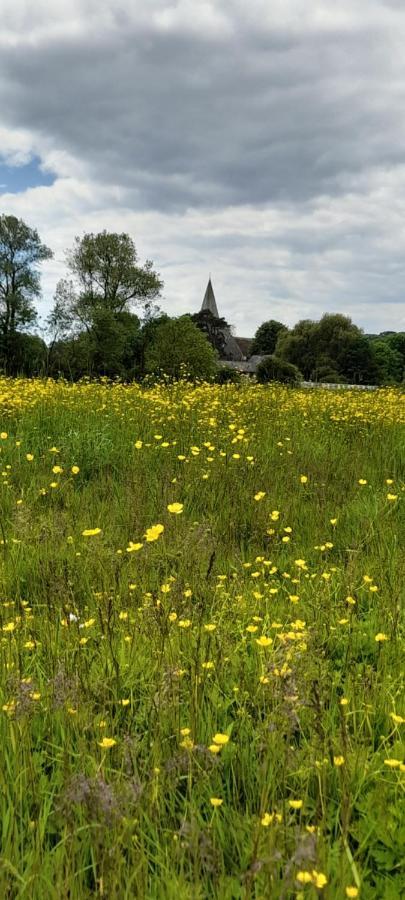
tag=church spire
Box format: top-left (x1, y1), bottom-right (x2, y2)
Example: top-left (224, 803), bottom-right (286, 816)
top-left (201, 277), bottom-right (219, 318)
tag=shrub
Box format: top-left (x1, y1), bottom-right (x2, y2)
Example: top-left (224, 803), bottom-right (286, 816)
top-left (319, 373), bottom-right (348, 384)
top-left (256, 355), bottom-right (301, 385)
top-left (216, 366), bottom-right (242, 384)
top-left (145, 316), bottom-right (218, 381)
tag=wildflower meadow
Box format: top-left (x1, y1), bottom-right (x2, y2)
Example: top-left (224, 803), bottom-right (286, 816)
top-left (0, 377), bottom-right (403, 899)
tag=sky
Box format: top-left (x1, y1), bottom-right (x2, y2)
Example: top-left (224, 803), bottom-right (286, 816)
top-left (1, 0), bottom-right (405, 336)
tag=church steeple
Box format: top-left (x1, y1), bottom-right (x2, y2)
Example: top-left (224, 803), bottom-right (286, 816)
top-left (201, 277), bottom-right (219, 318)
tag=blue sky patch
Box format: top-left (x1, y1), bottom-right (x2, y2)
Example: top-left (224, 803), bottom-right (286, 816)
top-left (0, 156), bottom-right (55, 193)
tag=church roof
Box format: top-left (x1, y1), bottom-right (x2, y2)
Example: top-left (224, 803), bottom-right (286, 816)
top-left (201, 278), bottom-right (219, 318)
top-left (235, 337), bottom-right (253, 358)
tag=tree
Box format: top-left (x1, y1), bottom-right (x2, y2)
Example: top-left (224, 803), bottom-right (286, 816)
top-left (276, 313), bottom-right (379, 383)
top-left (6, 332), bottom-right (47, 376)
top-left (47, 231), bottom-right (162, 378)
top-left (336, 334), bottom-right (379, 384)
top-left (134, 313), bottom-right (170, 376)
top-left (48, 311), bottom-right (143, 380)
top-left (191, 309), bottom-right (230, 356)
top-left (48, 231), bottom-right (162, 337)
top-left (145, 316), bottom-right (218, 380)
top-left (370, 340), bottom-right (403, 384)
top-left (275, 319), bottom-right (318, 380)
top-left (251, 319), bottom-right (288, 356)
top-left (369, 332), bottom-right (405, 383)
top-left (256, 355), bottom-right (301, 385)
top-left (0, 215), bottom-right (52, 369)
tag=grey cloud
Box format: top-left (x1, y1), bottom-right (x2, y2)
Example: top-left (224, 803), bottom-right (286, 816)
top-left (1, 1), bottom-right (405, 334)
top-left (1, 4), bottom-right (405, 211)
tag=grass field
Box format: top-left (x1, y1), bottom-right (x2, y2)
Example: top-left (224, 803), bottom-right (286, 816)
top-left (0, 377), bottom-right (404, 899)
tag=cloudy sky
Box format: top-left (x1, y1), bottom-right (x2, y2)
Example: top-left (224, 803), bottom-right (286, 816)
top-left (1, 0), bottom-right (405, 336)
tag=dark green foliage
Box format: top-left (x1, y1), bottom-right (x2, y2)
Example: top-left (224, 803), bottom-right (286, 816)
top-left (145, 316), bottom-right (218, 380)
top-left (369, 332), bottom-right (405, 383)
top-left (0, 214), bottom-right (52, 372)
top-left (66, 230), bottom-right (162, 321)
top-left (48, 232), bottom-right (162, 338)
top-left (276, 313), bottom-right (382, 383)
top-left (48, 311), bottom-right (142, 379)
top-left (250, 319), bottom-right (288, 356)
top-left (191, 309), bottom-right (230, 356)
top-left (256, 354), bottom-right (301, 384)
top-left (1, 332), bottom-right (47, 376)
top-left (370, 340), bottom-right (403, 384)
top-left (216, 365), bottom-right (242, 384)
top-left (47, 231), bottom-right (163, 378)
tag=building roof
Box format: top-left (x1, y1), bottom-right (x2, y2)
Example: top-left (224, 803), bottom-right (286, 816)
top-left (219, 355), bottom-right (265, 374)
top-left (201, 278), bottom-right (219, 318)
top-left (200, 279), bottom-right (253, 362)
top-left (234, 337), bottom-right (253, 358)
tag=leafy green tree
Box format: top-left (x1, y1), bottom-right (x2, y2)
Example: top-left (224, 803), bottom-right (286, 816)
top-left (275, 319), bottom-right (318, 380)
top-left (48, 231), bottom-right (162, 336)
top-left (256, 355), bottom-right (301, 385)
top-left (370, 332), bottom-right (405, 382)
top-left (5, 332), bottom-right (47, 376)
top-left (335, 334), bottom-right (379, 384)
top-left (276, 313), bottom-right (379, 383)
top-left (47, 334), bottom-right (95, 380)
top-left (191, 309), bottom-right (230, 356)
top-left (133, 313), bottom-right (170, 376)
top-left (251, 319), bottom-right (288, 356)
top-left (145, 316), bottom-right (218, 380)
top-left (371, 340), bottom-right (403, 384)
top-left (47, 231), bottom-right (162, 378)
top-left (0, 215), bottom-right (52, 369)
top-left (48, 311), bottom-right (142, 379)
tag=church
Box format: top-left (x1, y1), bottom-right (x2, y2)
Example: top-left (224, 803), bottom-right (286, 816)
top-left (201, 277), bottom-right (252, 362)
top-left (199, 278), bottom-right (266, 373)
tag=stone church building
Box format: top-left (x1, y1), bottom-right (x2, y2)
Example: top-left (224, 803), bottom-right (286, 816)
top-left (200, 278), bottom-right (263, 372)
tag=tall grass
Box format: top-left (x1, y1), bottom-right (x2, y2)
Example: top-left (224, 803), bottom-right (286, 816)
top-left (0, 378), bottom-right (403, 899)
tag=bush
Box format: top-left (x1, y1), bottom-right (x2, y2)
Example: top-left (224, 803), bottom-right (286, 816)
top-left (145, 316), bottom-right (218, 381)
top-left (319, 373), bottom-right (348, 384)
top-left (216, 366), bottom-right (242, 384)
top-left (256, 355), bottom-right (301, 385)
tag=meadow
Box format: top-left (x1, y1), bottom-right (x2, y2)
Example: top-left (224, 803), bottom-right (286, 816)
top-left (0, 376), bottom-right (404, 899)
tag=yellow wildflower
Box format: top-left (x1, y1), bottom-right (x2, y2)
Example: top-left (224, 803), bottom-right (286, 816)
top-left (212, 733), bottom-right (229, 746)
top-left (98, 737), bottom-right (117, 749)
top-left (256, 635), bottom-right (273, 648)
top-left (296, 871), bottom-right (313, 884)
top-left (390, 713), bottom-right (405, 725)
top-left (333, 755), bottom-right (345, 766)
top-left (312, 871), bottom-right (328, 889)
top-left (167, 502), bottom-right (184, 514)
top-left (144, 523), bottom-right (164, 542)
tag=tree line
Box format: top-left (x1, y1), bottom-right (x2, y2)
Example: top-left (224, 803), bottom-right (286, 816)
top-left (249, 317), bottom-right (405, 385)
top-left (0, 214), bottom-right (404, 384)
